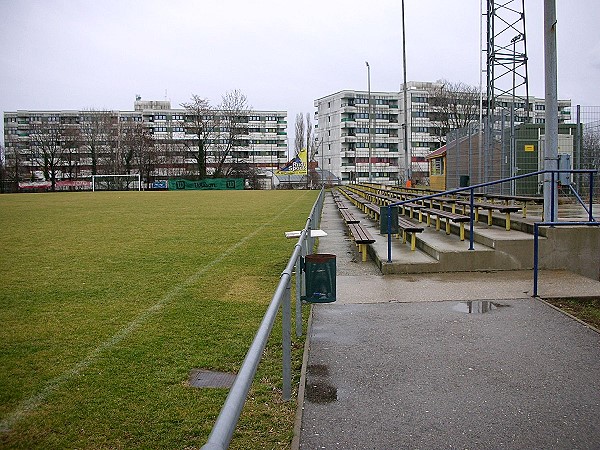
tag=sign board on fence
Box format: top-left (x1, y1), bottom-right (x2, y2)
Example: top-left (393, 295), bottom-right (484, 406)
top-left (524, 144), bottom-right (535, 152)
top-left (152, 180), bottom-right (168, 189)
top-left (168, 178), bottom-right (243, 190)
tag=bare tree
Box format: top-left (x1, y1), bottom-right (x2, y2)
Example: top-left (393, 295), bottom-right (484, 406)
top-left (121, 121), bottom-right (153, 177)
top-left (61, 126), bottom-right (81, 181)
top-left (80, 110), bottom-right (114, 175)
top-left (294, 113), bottom-right (305, 153)
top-left (135, 136), bottom-right (158, 188)
top-left (3, 137), bottom-right (28, 190)
top-left (29, 119), bottom-right (64, 191)
top-left (305, 113), bottom-right (313, 153)
top-left (181, 95), bottom-right (213, 178)
top-left (428, 80), bottom-right (480, 144)
top-left (213, 89), bottom-right (251, 178)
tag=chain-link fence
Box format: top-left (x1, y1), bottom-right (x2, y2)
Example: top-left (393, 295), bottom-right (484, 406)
top-left (444, 105), bottom-right (599, 199)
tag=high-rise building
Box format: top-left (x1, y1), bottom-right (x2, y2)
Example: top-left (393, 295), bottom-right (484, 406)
top-left (3, 99), bottom-right (288, 188)
top-left (314, 81), bottom-right (571, 185)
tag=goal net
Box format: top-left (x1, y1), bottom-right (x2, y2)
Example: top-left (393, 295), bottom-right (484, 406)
top-left (91, 174), bottom-right (141, 192)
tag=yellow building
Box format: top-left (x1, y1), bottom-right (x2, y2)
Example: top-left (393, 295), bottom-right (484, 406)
top-left (426, 146), bottom-right (446, 191)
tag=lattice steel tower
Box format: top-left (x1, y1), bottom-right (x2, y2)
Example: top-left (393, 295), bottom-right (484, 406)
top-left (485, 0), bottom-right (530, 120)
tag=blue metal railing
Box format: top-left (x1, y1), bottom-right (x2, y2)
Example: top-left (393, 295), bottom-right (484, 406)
top-left (201, 188), bottom-right (324, 450)
top-left (384, 169), bottom-right (598, 262)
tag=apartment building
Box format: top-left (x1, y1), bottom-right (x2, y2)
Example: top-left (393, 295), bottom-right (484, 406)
top-left (3, 99), bottom-right (287, 188)
top-left (314, 81), bottom-right (571, 185)
top-left (314, 90), bottom-right (402, 185)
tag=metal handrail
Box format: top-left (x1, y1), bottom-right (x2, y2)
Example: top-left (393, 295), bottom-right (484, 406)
top-left (201, 188), bottom-right (324, 450)
top-left (384, 169), bottom-right (598, 262)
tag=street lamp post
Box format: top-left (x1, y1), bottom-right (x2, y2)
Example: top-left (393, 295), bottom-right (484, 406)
top-left (401, 0), bottom-right (410, 185)
top-left (366, 61), bottom-right (373, 184)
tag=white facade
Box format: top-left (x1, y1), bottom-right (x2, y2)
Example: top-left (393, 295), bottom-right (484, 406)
top-left (314, 90), bottom-right (402, 185)
top-left (315, 82), bottom-right (572, 185)
top-left (3, 100), bottom-right (288, 184)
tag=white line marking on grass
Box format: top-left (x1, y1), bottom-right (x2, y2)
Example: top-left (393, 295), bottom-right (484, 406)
top-left (0, 192), bottom-right (313, 433)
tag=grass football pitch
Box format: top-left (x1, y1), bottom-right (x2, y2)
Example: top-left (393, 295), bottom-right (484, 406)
top-left (0, 189), bottom-right (318, 449)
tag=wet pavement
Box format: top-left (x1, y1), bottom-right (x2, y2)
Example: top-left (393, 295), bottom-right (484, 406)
top-left (296, 194), bottom-right (600, 450)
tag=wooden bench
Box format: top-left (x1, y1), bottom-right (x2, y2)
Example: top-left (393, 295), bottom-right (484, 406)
top-left (456, 200), bottom-right (521, 231)
top-left (421, 208), bottom-right (470, 241)
top-left (398, 217), bottom-right (425, 251)
top-left (347, 223), bottom-right (376, 261)
top-left (339, 208), bottom-right (360, 224)
top-left (362, 203), bottom-right (425, 251)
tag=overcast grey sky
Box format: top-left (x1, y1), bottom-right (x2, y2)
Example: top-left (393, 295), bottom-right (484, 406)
top-left (2, 0), bottom-right (599, 149)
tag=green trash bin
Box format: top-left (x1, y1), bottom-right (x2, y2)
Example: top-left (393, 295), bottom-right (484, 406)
top-left (379, 206), bottom-right (399, 235)
top-left (304, 254), bottom-right (336, 303)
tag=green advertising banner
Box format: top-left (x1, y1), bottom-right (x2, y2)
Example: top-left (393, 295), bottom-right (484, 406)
top-left (168, 178), bottom-right (244, 190)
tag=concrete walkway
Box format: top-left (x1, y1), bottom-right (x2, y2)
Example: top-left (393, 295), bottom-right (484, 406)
top-left (295, 194), bottom-right (600, 449)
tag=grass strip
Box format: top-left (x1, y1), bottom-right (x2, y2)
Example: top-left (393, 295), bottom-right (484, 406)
top-left (0, 190), bottom-right (317, 449)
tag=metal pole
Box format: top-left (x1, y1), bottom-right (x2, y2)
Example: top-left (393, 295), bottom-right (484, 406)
top-left (533, 223), bottom-right (539, 296)
top-left (402, 0), bottom-right (410, 184)
top-left (575, 105), bottom-right (581, 193)
top-left (366, 61), bottom-right (373, 184)
top-left (589, 173), bottom-right (594, 222)
top-left (282, 278), bottom-right (291, 400)
top-left (543, 0), bottom-right (559, 222)
top-left (469, 187), bottom-right (475, 250)
top-left (387, 205), bottom-right (392, 262)
top-left (295, 252), bottom-right (302, 338)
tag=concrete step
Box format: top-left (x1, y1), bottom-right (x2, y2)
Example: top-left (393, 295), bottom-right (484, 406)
top-left (353, 208), bottom-right (541, 275)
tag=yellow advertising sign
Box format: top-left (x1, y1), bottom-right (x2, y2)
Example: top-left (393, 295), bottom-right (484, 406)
top-left (524, 144), bottom-right (535, 152)
top-left (275, 148), bottom-right (308, 175)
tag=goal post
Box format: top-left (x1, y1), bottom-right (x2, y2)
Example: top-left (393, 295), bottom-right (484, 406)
top-left (91, 174), bottom-right (141, 192)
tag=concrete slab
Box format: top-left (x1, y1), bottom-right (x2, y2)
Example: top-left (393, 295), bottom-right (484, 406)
top-left (299, 300), bottom-right (600, 449)
top-left (336, 270), bottom-right (600, 304)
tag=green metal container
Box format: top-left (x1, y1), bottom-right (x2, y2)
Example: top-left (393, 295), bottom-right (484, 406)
top-left (304, 254), bottom-right (336, 303)
top-left (379, 206), bottom-right (399, 235)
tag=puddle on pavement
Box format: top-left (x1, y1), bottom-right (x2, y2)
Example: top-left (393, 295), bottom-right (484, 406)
top-left (307, 364), bottom-right (330, 377)
top-left (306, 381), bottom-right (337, 403)
top-left (454, 301), bottom-right (511, 314)
top-left (306, 364), bottom-right (337, 403)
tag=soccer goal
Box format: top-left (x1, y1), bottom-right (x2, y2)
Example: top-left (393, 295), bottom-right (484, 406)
top-left (91, 174), bottom-right (141, 192)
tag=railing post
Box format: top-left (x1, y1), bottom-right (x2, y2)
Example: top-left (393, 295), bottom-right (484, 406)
top-left (469, 187), bottom-right (475, 250)
top-left (589, 172), bottom-right (594, 222)
top-left (533, 223), bottom-right (539, 297)
top-left (387, 205), bottom-right (392, 262)
top-left (282, 277), bottom-right (291, 401)
top-left (295, 247), bottom-right (303, 338)
top-left (550, 171), bottom-right (556, 226)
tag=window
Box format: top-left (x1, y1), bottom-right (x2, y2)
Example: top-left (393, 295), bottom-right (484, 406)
top-left (431, 158), bottom-right (444, 175)
top-left (412, 111), bottom-right (428, 118)
top-left (412, 96), bottom-right (428, 103)
top-left (154, 114), bottom-right (166, 121)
